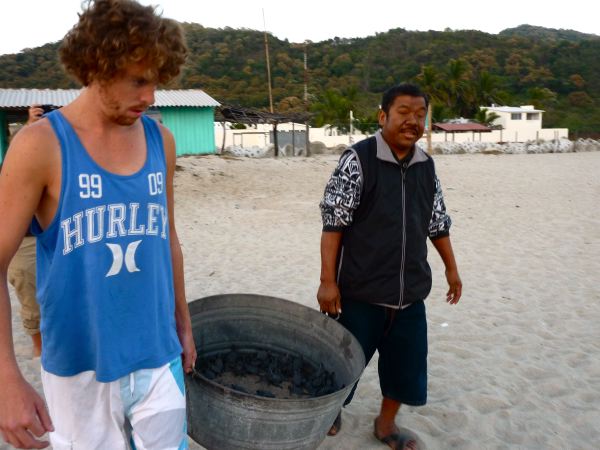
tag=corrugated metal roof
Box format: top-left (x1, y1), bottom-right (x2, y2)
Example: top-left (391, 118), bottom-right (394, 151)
top-left (154, 90), bottom-right (219, 107)
top-left (0, 89), bottom-right (80, 107)
top-left (0, 88), bottom-right (220, 108)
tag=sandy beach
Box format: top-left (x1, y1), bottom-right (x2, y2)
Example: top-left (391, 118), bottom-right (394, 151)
top-left (5, 150), bottom-right (600, 449)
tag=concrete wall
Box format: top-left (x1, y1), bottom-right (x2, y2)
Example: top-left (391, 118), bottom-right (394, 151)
top-left (214, 122), bottom-right (370, 149)
top-left (428, 128), bottom-right (569, 144)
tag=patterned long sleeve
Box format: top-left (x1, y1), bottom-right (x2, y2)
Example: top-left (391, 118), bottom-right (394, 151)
top-left (320, 150), bottom-right (362, 231)
top-left (428, 174), bottom-right (452, 239)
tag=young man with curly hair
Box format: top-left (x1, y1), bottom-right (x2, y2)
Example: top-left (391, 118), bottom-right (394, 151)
top-left (0, 1), bottom-right (195, 448)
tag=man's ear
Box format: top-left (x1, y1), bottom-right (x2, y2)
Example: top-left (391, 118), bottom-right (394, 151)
top-left (378, 109), bottom-right (386, 127)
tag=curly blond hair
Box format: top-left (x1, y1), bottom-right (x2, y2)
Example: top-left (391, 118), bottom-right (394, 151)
top-left (60, 0), bottom-right (187, 86)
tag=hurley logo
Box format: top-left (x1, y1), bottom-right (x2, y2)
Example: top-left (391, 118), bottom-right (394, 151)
top-left (105, 240), bottom-right (142, 277)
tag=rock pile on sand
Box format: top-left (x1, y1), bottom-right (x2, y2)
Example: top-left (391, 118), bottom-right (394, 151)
top-left (430, 138), bottom-right (600, 155)
top-left (220, 138), bottom-right (600, 158)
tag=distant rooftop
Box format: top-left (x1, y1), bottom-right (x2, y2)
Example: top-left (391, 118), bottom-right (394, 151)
top-left (433, 122), bottom-right (492, 132)
top-left (484, 104), bottom-right (544, 113)
top-left (0, 88), bottom-right (220, 108)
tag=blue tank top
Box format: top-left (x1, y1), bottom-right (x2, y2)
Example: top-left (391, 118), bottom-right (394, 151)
top-left (32, 111), bottom-right (182, 382)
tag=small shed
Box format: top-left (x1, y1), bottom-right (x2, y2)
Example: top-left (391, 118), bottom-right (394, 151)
top-left (0, 88), bottom-right (220, 162)
top-left (433, 122), bottom-right (492, 142)
top-left (215, 105), bottom-right (311, 156)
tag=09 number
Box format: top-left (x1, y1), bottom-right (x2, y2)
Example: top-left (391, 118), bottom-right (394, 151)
top-left (148, 172), bottom-right (164, 195)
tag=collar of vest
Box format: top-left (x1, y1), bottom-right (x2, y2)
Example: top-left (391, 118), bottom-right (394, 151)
top-left (375, 130), bottom-right (429, 167)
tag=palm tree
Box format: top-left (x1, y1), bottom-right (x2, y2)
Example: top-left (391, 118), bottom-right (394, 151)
top-left (474, 71), bottom-right (507, 107)
top-left (445, 58), bottom-right (473, 117)
top-left (416, 65), bottom-right (449, 152)
top-left (310, 88), bottom-right (356, 133)
top-left (473, 108), bottom-right (500, 127)
top-left (416, 65), bottom-right (447, 122)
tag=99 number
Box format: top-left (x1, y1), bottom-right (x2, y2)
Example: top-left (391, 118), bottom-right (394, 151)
top-left (79, 174), bottom-right (102, 199)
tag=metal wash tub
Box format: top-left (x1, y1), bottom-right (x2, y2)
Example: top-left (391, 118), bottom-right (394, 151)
top-left (185, 294), bottom-right (365, 450)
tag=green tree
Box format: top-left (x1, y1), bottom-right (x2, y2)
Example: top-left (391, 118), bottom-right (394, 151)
top-left (473, 71), bottom-right (507, 107)
top-left (416, 65), bottom-right (449, 122)
top-left (473, 108), bottom-right (501, 126)
top-left (445, 58), bottom-right (474, 117)
top-left (527, 87), bottom-right (558, 109)
top-left (310, 88), bottom-right (357, 132)
top-left (568, 91), bottom-right (594, 107)
top-left (353, 109), bottom-right (380, 135)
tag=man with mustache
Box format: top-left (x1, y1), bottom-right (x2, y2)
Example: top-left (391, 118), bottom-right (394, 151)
top-left (0, 1), bottom-right (195, 448)
top-left (318, 83), bottom-right (462, 449)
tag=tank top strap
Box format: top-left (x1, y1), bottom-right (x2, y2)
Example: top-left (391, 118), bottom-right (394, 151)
top-left (141, 115), bottom-right (166, 167)
top-left (45, 110), bottom-right (82, 167)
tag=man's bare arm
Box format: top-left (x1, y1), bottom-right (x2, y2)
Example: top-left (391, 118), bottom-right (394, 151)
top-left (317, 231), bottom-right (343, 316)
top-left (161, 125), bottom-right (197, 374)
top-left (0, 123), bottom-right (56, 448)
top-left (431, 236), bottom-right (462, 304)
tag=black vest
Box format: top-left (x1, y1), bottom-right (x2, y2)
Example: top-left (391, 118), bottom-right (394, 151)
top-left (338, 136), bottom-right (436, 307)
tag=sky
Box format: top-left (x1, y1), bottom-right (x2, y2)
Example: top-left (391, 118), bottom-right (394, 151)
top-left (0, 0), bottom-right (597, 56)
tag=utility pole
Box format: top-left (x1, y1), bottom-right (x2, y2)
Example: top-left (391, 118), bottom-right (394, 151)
top-left (427, 102), bottom-right (432, 153)
top-left (304, 41), bottom-right (310, 156)
top-left (349, 110), bottom-right (354, 144)
top-left (262, 9), bottom-right (274, 113)
top-left (303, 42), bottom-right (308, 106)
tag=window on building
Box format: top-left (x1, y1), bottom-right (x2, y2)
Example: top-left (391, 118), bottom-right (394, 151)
top-left (526, 113), bottom-right (540, 120)
top-left (511, 113), bottom-right (522, 120)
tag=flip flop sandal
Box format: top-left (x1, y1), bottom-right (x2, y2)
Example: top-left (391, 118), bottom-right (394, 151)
top-left (373, 419), bottom-right (418, 449)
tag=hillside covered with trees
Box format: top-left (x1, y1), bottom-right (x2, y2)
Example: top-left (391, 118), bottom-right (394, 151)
top-left (1, 24), bottom-right (599, 137)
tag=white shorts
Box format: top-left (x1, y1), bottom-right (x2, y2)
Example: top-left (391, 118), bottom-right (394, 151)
top-left (41, 357), bottom-right (187, 450)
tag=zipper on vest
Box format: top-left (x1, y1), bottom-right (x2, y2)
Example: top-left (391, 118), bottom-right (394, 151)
top-left (336, 246), bottom-right (345, 284)
top-left (399, 163), bottom-right (408, 308)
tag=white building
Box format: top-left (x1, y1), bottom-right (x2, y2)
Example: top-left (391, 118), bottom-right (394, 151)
top-left (481, 105), bottom-right (568, 143)
top-left (423, 105), bottom-right (569, 145)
